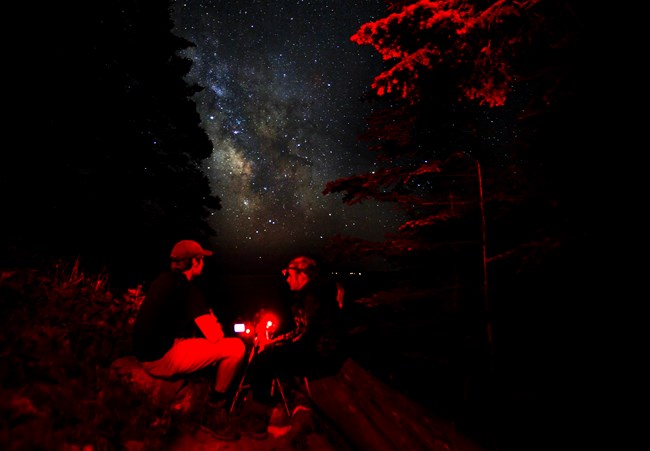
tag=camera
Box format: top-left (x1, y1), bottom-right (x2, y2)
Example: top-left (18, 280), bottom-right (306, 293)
top-left (232, 309), bottom-right (279, 344)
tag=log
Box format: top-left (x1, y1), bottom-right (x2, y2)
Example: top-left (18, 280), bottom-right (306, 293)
top-left (307, 358), bottom-right (485, 451)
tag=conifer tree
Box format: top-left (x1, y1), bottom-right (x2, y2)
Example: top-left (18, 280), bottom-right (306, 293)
top-left (2, 1), bottom-right (220, 284)
top-left (324, 4), bottom-right (587, 445)
top-left (324, 0), bottom-right (584, 285)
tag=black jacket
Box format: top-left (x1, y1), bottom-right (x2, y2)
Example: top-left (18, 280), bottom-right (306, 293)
top-left (268, 277), bottom-right (344, 362)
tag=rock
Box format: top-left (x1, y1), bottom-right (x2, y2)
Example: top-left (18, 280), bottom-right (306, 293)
top-left (109, 356), bottom-right (209, 415)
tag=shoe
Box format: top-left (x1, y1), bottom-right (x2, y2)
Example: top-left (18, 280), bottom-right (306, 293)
top-left (200, 404), bottom-right (240, 441)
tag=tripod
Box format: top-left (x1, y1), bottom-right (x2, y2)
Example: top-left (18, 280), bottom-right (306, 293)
top-left (228, 343), bottom-right (291, 417)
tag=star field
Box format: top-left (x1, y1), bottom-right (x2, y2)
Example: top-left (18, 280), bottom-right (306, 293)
top-left (172, 1), bottom-right (404, 268)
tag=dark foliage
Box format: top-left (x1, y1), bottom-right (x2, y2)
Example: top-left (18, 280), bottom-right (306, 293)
top-left (0, 262), bottom-right (183, 449)
top-left (325, 0), bottom-right (588, 275)
top-left (2, 1), bottom-right (219, 288)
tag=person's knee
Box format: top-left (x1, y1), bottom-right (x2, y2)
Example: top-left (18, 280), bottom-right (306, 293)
top-left (228, 337), bottom-right (246, 360)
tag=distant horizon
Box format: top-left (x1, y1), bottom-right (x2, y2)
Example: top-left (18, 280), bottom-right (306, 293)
top-left (208, 245), bottom-right (395, 276)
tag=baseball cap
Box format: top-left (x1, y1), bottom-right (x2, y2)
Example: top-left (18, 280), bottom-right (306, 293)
top-left (170, 240), bottom-right (213, 260)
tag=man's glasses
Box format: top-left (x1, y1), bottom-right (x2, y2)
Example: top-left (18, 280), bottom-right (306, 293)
top-left (282, 267), bottom-right (305, 278)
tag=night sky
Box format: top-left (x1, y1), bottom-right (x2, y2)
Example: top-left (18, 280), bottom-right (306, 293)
top-left (171, 1), bottom-right (406, 268)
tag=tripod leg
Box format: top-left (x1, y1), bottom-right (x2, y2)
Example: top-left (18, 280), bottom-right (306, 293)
top-left (229, 345), bottom-right (256, 415)
top-left (273, 378), bottom-right (291, 418)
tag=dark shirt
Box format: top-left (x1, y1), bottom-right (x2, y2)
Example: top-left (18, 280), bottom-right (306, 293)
top-left (249, 277), bottom-right (345, 403)
top-left (132, 270), bottom-right (211, 362)
top-left (270, 277), bottom-right (344, 367)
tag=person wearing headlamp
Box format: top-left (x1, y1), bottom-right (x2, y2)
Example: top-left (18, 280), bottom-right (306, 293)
top-left (243, 255), bottom-right (345, 439)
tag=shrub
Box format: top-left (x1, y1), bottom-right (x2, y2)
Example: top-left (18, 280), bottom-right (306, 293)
top-left (0, 258), bottom-right (180, 449)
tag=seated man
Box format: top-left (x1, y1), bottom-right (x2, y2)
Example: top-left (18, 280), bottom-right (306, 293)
top-left (132, 239), bottom-right (246, 441)
top-left (245, 255), bottom-right (346, 439)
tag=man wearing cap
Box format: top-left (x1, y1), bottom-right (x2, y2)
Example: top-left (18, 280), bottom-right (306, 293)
top-left (132, 239), bottom-right (246, 441)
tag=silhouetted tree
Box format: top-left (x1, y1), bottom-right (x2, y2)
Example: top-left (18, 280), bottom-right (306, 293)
top-left (2, 1), bottom-right (220, 285)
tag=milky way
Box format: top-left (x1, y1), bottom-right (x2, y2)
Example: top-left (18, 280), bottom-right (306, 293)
top-left (172, 1), bottom-right (404, 268)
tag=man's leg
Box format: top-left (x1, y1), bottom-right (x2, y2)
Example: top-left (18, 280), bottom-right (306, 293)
top-left (211, 338), bottom-right (247, 394)
top-left (141, 337), bottom-right (246, 441)
top-left (142, 337), bottom-right (246, 393)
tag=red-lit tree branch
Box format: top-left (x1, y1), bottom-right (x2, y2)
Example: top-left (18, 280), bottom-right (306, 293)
top-left (324, 0), bottom-right (580, 274)
top-left (351, 0), bottom-right (543, 107)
